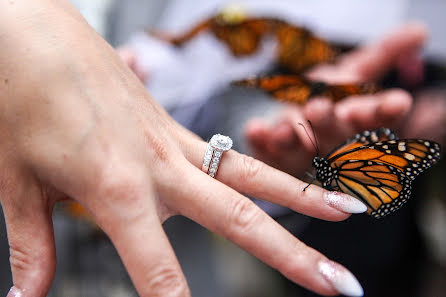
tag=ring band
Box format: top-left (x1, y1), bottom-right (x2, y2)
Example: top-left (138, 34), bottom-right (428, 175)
top-left (202, 134), bottom-right (233, 178)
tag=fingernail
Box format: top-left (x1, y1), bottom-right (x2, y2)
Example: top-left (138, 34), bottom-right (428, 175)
top-left (318, 260), bottom-right (364, 297)
top-left (6, 287), bottom-right (23, 297)
top-left (324, 191), bottom-right (367, 214)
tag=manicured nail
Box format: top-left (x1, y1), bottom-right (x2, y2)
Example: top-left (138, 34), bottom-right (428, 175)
top-left (318, 260), bottom-right (364, 297)
top-left (6, 287), bottom-right (23, 297)
top-left (324, 191), bottom-right (367, 214)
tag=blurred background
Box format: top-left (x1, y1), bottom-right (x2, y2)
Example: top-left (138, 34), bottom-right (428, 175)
top-left (0, 1), bottom-right (445, 296)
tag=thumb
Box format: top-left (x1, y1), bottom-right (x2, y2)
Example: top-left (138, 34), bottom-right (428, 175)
top-left (2, 180), bottom-right (56, 297)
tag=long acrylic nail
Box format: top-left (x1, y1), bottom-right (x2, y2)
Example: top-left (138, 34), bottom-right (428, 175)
top-left (6, 287), bottom-right (23, 297)
top-left (324, 191), bottom-right (367, 214)
top-left (318, 260), bottom-right (364, 297)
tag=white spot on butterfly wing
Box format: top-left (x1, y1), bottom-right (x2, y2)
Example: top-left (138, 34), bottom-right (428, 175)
top-left (398, 142), bottom-right (406, 151)
top-left (404, 153), bottom-right (416, 161)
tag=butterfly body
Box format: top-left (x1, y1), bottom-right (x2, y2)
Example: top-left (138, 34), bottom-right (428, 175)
top-left (312, 128), bottom-right (441, 218)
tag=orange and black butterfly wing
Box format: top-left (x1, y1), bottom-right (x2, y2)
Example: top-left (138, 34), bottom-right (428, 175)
top-left (326, 136), bottom-right (441, 218)
top-left (326, 128), bottom-right (397, 159)
top-left (329, 159), bottom-right (411, 218)
top-left (212, 17), bottom-right (275, 56)
top-left (275, 24), bottom-right (336, 73)
top-left (148, 18), bottom-right (213, 46)
top-left (322, 83), bottom-right (379, 102)
top-left (233, 75), bottom-right (312, 104)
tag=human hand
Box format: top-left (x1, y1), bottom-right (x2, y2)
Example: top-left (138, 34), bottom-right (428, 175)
top-left (1, 2), bottom-right (365, 297)
top-left (245, 23), bottom-right (426, 177)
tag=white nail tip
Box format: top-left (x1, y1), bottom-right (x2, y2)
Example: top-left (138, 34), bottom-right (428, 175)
top-left (324, 192), bottom-right (368, 214)
top-left (318, 260), bottom-right (364, 297)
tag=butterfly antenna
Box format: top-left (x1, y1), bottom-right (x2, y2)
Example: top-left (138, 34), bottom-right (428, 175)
top-left (307, 120), bottom-right (320, 156)
top-left (298, 122), bottom-right (320, 156)
top-left (303, 179), bottom-right (314, 191)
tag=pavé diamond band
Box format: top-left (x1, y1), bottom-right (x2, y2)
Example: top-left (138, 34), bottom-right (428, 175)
top-left (202, 134), bottom-right (233, 178)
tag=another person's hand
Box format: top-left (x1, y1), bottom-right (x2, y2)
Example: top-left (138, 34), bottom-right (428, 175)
top-left (1, 2), bottom-right (366, 297)
top-left (117, 46), bottom-right (149, 83)
top-left (400, 87), bottom-right (446, 145)
top-left (245, 23), bottom-right (426, 177)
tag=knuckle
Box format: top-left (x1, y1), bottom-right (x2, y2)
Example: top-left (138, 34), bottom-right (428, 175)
top-left (9, 242), bottom-right (55, 276)
top-left (144, 263), bottom-right (189, 297)
top-left (95, 168), bottom-right (141, 202)
top-left (280, 242), bottom-right (314, 278)
top-left (237, 154), bottom-right (264, 182)
top-left (9, 244), bottom-right (33, 272)
top-left (86, 161), bottom-right (148, 220)
top-left (91, 154), bottom-right (145, 197)
top-left (225, 198), bottom-right (262, 239)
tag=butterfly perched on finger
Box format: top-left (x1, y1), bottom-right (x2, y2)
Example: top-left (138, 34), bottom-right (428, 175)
top-left (307, 127), bottom-right (441, 218)
top-left (233, 74), bottom-right (379, 104)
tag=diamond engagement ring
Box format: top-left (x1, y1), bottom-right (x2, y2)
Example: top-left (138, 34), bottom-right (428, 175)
top-left (202, 134), bottom-right (233, 178)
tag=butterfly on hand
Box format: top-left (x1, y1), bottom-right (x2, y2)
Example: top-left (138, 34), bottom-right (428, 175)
top-left (310, 128), bottom-right (441, 218)
top-left (233, 75), bottom-right (379, 104)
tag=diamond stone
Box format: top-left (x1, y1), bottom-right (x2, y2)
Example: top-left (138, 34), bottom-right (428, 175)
top-left (210, 134), bottom-right (233, 151)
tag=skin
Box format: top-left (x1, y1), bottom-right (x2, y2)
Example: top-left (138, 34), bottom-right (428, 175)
top-left (0, 1), bottom-right (368, 296)
top-left (244, 22), bottom-right (438, 177)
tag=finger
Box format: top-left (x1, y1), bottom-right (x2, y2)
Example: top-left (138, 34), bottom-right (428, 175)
top-left (270, 121), bottom-right (298, 148)
top-left (85, 178), bottom-right (189, 297)
top-left (304, 98), bottom-right (336, 129)
top-left (396, 48), bottom-right (424, 87)
top-left (303, 98), bottom-right (348, 139)
top-left (308, 22), bottom-right (427, 83)
top-left (245, 118), bottom-right (293, 157)
top-left (2, 181), bottom-right (56, 297)
top-left (335, 89), bottom-right (412, 130)
top-left (303, 98), bottom-right (354, 154)
top-left (244, 118), bottom-right (271, 152)
top-left (352, 22), bottom-right (427, 81)
top-left (274, 106), bottom-right (316, 154)
top-left (220, 150), bottom-right (367, 219)
top-left (171, 167), bottom-right (364, 296)
top-left (187, 142), bottom-right (366, 220)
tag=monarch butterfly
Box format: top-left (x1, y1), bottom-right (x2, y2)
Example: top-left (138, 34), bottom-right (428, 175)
top-left (150, 13), bottom-right (337, 71)
top-left (275, 22), bottom-right (337, 72)
top-left (233, 75), bottom-right (379, 104)
top-left (310, 128), bottom-right (441, 218)
top-left (150, 15), bottom-right (279, 57)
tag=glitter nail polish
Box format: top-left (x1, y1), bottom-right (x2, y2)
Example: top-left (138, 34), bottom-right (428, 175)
top-left (6, 287), bottom-right (23, 297)
top-left (324, 191), bottom-right (367, 214)
top-left (318, 260), bottom-right (364, 297)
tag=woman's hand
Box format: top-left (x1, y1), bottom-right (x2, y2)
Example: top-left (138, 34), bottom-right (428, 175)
top-left (245, 23), bottom-right (426, 177)
top-left (1, 1), bottom-right (365, 297)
